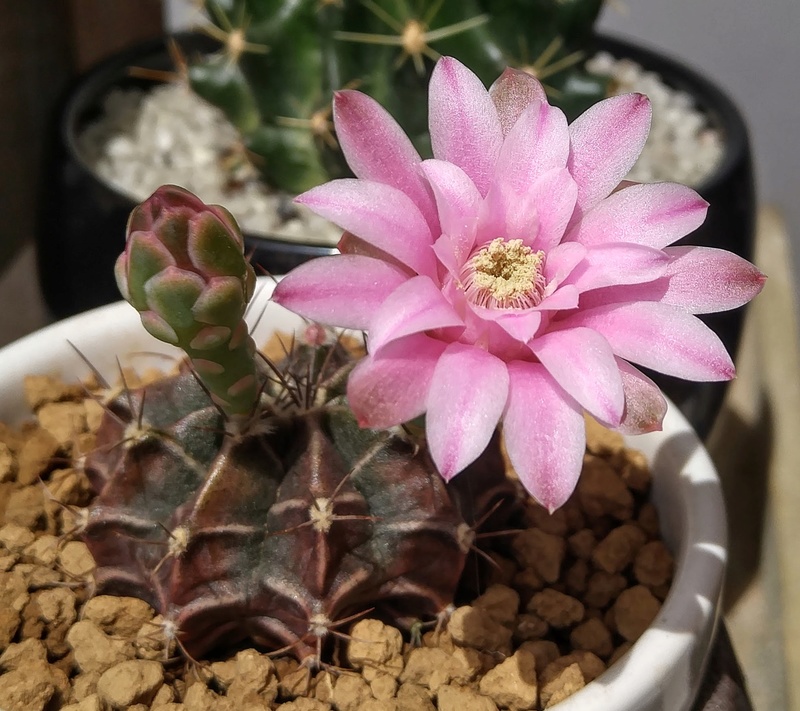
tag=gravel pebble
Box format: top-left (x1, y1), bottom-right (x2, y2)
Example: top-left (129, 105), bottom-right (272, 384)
top-left (511, 529), bottom-right (566, 583)
top-left (0, 442), bottom-right (16, 482)
top-left (0, 666), bottom-right (57, 711)
top-left (437, 684), bottom-right (498, 711)
top-left (96, 660), bottom-right (164, 708)
top-left (592, 523), bottom-right (648, 574)
top-left (613, 585), bottom-right (662, 641)
top-left (634, 540), bottom-right (675, 587)
top-left (448, 605), bottom-right (513, 653)
top-left (539, 662), bottom-right (584, 708)
top-left (527, 589), bottom-right (585, 628)
top-left (83, 596), bottom-right (155, 638)
top-left (66, 620), bottom-right (134, 674)
top-left (472, 584), bottom-right (520, 628)
top-left (478, 648), bottom-right (538, 710)
top-left (17, 428), bottom-right (61, 486)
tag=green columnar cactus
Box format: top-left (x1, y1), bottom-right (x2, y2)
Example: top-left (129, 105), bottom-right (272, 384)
top-left (84, 186), bottom-right (519, 663)
top-left (187, 0), bottom-right (607, 193)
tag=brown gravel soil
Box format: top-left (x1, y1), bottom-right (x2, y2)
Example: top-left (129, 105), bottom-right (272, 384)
top-left (0, 370), bottom-right (674, 711)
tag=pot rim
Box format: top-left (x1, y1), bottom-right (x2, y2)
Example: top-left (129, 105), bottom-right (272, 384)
top-left (0, 279), bottom-right (726, 711)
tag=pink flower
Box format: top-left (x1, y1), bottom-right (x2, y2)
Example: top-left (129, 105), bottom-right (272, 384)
top-left (272, 57), bottom-right (765, 511)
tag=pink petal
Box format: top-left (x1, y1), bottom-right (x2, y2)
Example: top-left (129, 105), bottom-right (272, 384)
top-left (296, 179), bottom-right (436, 277)
top-left (426, 343), bottom-right (509, 480)
top-left (530, 326), bottom-right (624, 425)
top-left (348, 335), bottom-right (447, 429)
top-left (504, 361), bottom-right (585, 511)
top-left (432, 235), bottom-right (461, 277)
top-left (529, 169), bottom-right (579, 251)
top-left (660, 246), bottom-right (766, 313)
top-left (575, 281), bottom-right (669, 311)
top-left (479, 168), bottom-right (576, 250)
top-left (567, 182), bottom-right (708, 248)
top-left (570, 246), bottom-right (766, 314)
top-left (421, 159), bottom-right (481, 265)
top-left (493, 310), bottom-right (543, 343)
top-left (565, 302), bottom-right (735, 381)
top-left (494, 100), bottom-right (569, 194)
top-left (489, 67), bottom-right (548, 136)
top-left (333, 90), bottom-right (438, 232)
top-left (615, 358), bottom-right (667, 434)
top-left (543, 242), bottom-right (586, 287)
top-left (271, 255), bottom-right (407, 329)
top-left (568, 243), bottom-right (670, 293)
top-left (568, 93), bottom-right (652, 215)
top-left (537, 284), bottom-right (579, 311)
top-left (429, 57), bottom-right (503, 197)
top-left (368, 275), bottom-right (464, 353)
top-left (480, 182), bottom-right (538, 244)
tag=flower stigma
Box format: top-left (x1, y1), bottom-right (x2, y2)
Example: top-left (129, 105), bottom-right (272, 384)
top-left (461, 238), bottom-right (547, 310)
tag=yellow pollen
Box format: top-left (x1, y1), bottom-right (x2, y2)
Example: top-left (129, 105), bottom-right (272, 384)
top-left (462, 238), bottom-right (546, 310)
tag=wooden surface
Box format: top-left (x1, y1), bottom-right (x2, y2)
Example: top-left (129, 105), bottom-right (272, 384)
top-left (709, 206), bottom-right (798, 710)
top-left (0, 2), bottom-right (71, 272)
top-left (64, 0), bottom-right (163, 72)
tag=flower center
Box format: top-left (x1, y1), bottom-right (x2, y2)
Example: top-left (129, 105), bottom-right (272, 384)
top-left (461, 238), bottom-right (546, 310)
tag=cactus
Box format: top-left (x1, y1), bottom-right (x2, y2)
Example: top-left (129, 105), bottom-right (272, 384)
top-left (186, 0), bottom-right (608, 193)
top-left (84, 185), bottom-right (519, 663)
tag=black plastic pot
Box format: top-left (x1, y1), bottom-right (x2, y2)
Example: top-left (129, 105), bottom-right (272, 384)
top-left (37, 33), bottom-right (755, 439)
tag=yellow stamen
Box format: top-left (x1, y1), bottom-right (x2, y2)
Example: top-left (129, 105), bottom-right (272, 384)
top-left (462, 238), bottom-right (546, 310)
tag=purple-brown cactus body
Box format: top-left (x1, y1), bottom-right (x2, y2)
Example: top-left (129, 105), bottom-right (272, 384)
top-left (96, 186), bottom-right (520, 664)
top-left (83, 350), bottom-right (519, 663)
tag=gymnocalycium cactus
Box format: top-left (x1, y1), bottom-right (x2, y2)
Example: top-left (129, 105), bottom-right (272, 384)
top-left (187, 0), bottom-right (609, 193)
top-left (84, 184), bottom-right (517, 662)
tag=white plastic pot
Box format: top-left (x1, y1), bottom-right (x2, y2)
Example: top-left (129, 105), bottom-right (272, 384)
top-left (0, 280), bottom-right (725, 711)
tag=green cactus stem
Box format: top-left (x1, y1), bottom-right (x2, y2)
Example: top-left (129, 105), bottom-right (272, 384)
top-left (114, 184), bottom-right (261, 420)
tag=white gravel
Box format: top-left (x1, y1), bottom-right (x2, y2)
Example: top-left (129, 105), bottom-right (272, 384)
top-left (78, 54), bottom-right (724, 246)
top-left (586, 51), bottom-right (723, 185)
top-left (77, 84), bottom-right (340, 245)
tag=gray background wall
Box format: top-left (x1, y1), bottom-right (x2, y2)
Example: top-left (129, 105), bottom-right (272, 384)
top-left (165, 0), bottom-right (800, 287)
